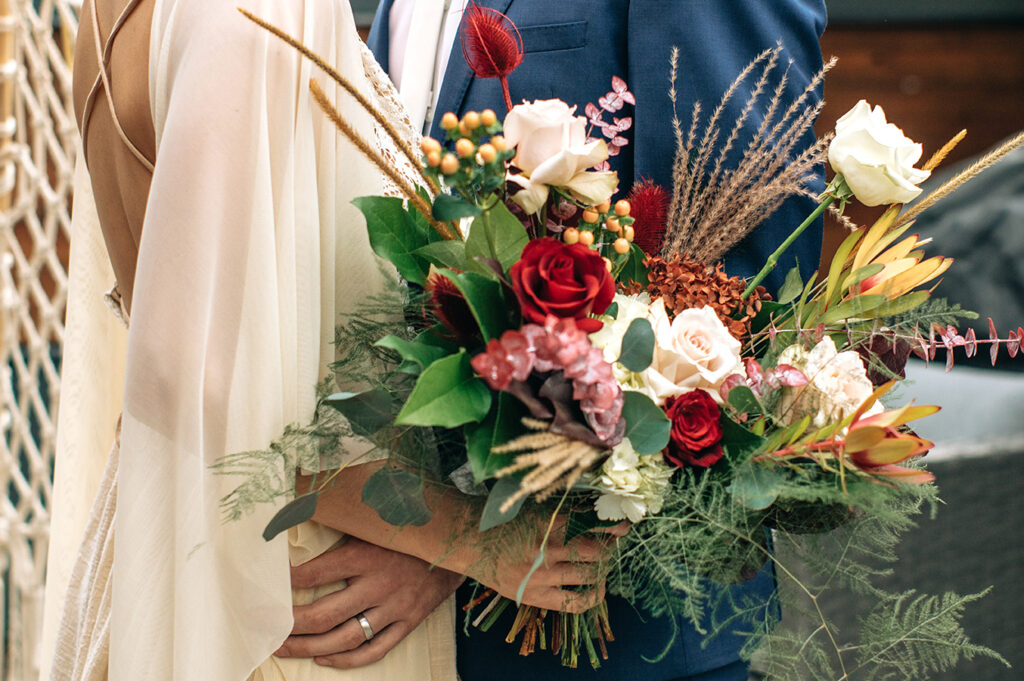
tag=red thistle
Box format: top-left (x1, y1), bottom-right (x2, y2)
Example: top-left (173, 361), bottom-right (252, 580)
top-left (460, 2), bottom-right (523, 112)
top-left (425, 271), bottom-right (478, 343)
top-left (627, 179), bottom-right (670, 256)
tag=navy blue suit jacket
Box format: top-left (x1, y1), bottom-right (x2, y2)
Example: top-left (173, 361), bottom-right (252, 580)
top-left (368, 1), bottom-right (827, 678)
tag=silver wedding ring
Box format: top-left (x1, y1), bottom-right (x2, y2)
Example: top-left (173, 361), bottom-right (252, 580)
top-left (356, 613), bottom-right (374, 641)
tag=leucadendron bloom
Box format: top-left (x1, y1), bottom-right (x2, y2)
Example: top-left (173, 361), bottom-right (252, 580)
top-left (504, 99), bottom-right (618, 214)
top-left (593, 439), bottom-right (674, 523)
top-left (828, 100), bottom-right (931, 206)
top-left (777, 337), bottom-right (884, 428)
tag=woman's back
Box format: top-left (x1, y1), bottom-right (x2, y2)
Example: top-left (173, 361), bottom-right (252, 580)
top-left (73, 0), bottom-right (155, 314)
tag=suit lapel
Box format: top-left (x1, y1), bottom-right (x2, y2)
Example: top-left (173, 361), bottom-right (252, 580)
top-left (365, 0), bottom-right (395, 72)
top-left (428, 0), bottom-right (515, 140)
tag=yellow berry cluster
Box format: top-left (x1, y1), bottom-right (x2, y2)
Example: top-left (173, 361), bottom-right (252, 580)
top-left (562, 199), bottom-right (636, 256)
top-left (421, 110), bottom-right (513, 199)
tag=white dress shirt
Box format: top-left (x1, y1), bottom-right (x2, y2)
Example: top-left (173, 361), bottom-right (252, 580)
top-left (388, 0), bottom-right (468, 132)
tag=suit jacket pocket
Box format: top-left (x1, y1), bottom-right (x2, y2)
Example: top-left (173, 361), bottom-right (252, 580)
top-left (519, 21), bottom-right (587, 54)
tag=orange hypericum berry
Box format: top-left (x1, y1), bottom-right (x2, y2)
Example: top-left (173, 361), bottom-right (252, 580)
top-left (478, 143), bottom-right (497, 163)
top-left (603, 257), bottom-right (613, 272)
top-left (421, 137), bottom-right (442, 155)
top-left (481, 109), bottom-right (498, 127)
top-left (613, 238), bottom-right (630, 254)
top-left (624, 225), bottom-right (635, 242)
top-left (605, 217), bottom-right (621, 233)
top-left (426, 150), bottom-right (442, 167)
top-left (491, 135), bottom-right (507, 151)
top-left (597, 200), bottom-right (611, 213)
top-left (582, 209), bottom-right (600, 224)
top-left (563, 227), bottom-right (580, 244)
top-left (441, 112), bottom-right (459, 130)
top-left (440, 153), bottom-right (459, 175)
top-left (463, 111), bottom-right (482, 130)
top-left (614, 200), bottom-right (631, 216)
top-left (455, 138), bottom-right (476, 158)
top-left (578, 230), bottom-right (595, 247)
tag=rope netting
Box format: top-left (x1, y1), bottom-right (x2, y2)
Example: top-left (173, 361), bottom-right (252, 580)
top-left (0, 1), bottom-right (77, 678)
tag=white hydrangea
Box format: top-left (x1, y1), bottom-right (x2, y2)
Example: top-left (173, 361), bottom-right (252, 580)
top-left (592, 439), bottom-right (674, 523)
top-left (777, 336), bottom-right (884, 427)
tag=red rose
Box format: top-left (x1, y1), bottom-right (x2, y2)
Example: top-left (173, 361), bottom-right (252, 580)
top-left (509, 238), bottom-right (615, 333)
top-left (664, 390), bottom-right (724, 468)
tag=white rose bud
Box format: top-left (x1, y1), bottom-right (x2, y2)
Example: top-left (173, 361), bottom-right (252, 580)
top-left (828, 100), bottom-right (931, 207)
top-left (503, 99), bottom-right (619, 214)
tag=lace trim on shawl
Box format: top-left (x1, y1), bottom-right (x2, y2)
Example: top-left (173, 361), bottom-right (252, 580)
top-left (358, 41), bottom-right (423, 200)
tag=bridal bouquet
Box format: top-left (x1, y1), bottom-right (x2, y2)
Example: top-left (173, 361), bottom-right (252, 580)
top-left (224, 6), bottom-right (1022, 679)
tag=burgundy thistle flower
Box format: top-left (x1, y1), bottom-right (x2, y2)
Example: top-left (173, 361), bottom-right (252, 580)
top-left (626, 179), bottom-right (670, 256)
top-left (664, 390), bottom-right (724, 469)
top-left (471, 316), bottom-right (624, 445)
top-left (460, 2), bottom-right (523, 112)
top-left (425, 271), bottom-right (478, 343)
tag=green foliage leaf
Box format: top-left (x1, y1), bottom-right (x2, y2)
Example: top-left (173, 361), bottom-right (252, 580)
top-left (564, 509), bottom-right (620, 544)
top-left (465, 393), bottom-right (529, 483)
top-left (728, 462), bottom-right (783, 510)
top-left (353, 196), bottom-right (431, 286)
top-left (748, 301), bottom-right (789, 335)
top-left (618, 318), bottom-right (655, 372)
top-left (616, 242), bottom-right (650, 287)
top-left (362, 467), bottom-right (432, 526)
top-left (374, 335), bottom-right (447, 373)
top-left (719, 417), bottom-right (766, 464)
top-left (863, 290), bottom-right (932, 319)
top-left (414, 240), bottom-right (468, 271)
top-left (479, 475), bottom-right (526, 531)
top-left (439, 269), bottom-right (509, 340)
top-left (323, 389), bottom-right (395, 437)
top-left (395, 352), bottom-right (492, 427)
top-left (821, 294), bottom-right (887, 325)
top-left (432, 193), bottom-right (482, 221)
top-left (777, 265), bottom-right (804, 304)
top-left (263, 492), bottom-right (319, 541)
top-left (516, 545), bottom-right (547, 605)
top-left (622, 390), bottom-right (671, 455)
top-left (842, 263), bottom-right (885, 292)
top-left (464, 202), bottom-right (529, 276)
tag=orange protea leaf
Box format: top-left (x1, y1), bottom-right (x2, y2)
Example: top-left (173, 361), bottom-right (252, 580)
top-left (460, 2), bottom-right (523, 111)
top-left (844, 425), bottom-right (887, 453)
top-left (870, 464), bottom-right (936, 485)
top-left (871, 234), bottom-right (932, 265)
top-left (852, 403), bottom-right (941, 431)
top-left (851, 205), bottom-right (903, 272)
top-left (848, 432), bottom-right (933, 467)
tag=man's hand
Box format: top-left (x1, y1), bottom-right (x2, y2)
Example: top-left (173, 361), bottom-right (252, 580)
top-left (276, 537), bottom-right (464, 669)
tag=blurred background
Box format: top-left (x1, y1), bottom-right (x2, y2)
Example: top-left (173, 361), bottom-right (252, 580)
top-left (0, 1), bottom-right (1017, 680)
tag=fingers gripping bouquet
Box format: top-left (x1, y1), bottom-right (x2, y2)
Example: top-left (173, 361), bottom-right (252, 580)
top-left (229, 6), bottom-right (1022, 678)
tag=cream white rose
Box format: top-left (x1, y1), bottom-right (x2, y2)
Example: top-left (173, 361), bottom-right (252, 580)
top-left (637, 300), bottom-right (742, 406)
top-left (503, 99), bottom-right (618, 214)
top-left (828, 100), bottom-right (931, 207)
top-left (778, 337), bottom-right (883, 427)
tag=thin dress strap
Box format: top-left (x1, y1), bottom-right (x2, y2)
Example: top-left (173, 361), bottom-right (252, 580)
top-left (79, 0), bottom-right (155, 173)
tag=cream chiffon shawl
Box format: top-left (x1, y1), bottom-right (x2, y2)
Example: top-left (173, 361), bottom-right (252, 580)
top-left (40, 1), bottom-right (455, 679)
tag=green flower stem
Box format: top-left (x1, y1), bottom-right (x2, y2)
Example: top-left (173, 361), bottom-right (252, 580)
top-left (742, 194), bottom-right (835, 300)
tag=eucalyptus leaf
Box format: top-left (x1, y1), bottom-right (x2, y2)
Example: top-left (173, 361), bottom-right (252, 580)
top-left (728, 462), bottom-right (783, 510)
top-left (479, 475), bottom-right (526, 531)
top-left (263, 492), bottom-right (319, 541)
top-left (362, 467), bottom-right (432, 526)
top-left (777, 265), bottom-right (804, 304)
top-left (433, 193), bottom-right (482, 221)
top-left (395, 352), bottom-right (492, 427)
top-left (618, 318), bottom-right (655, 372)
top-left (621, 391), bottom-right (671, 455)
top-left (352, 196), bottom-right (431, 286)
top-left (465, 202), bottom-right (529, 276)
top-left (324, 388), bottom-right (395, 437)
top-left (726, 386), bottom-right (761, 417)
